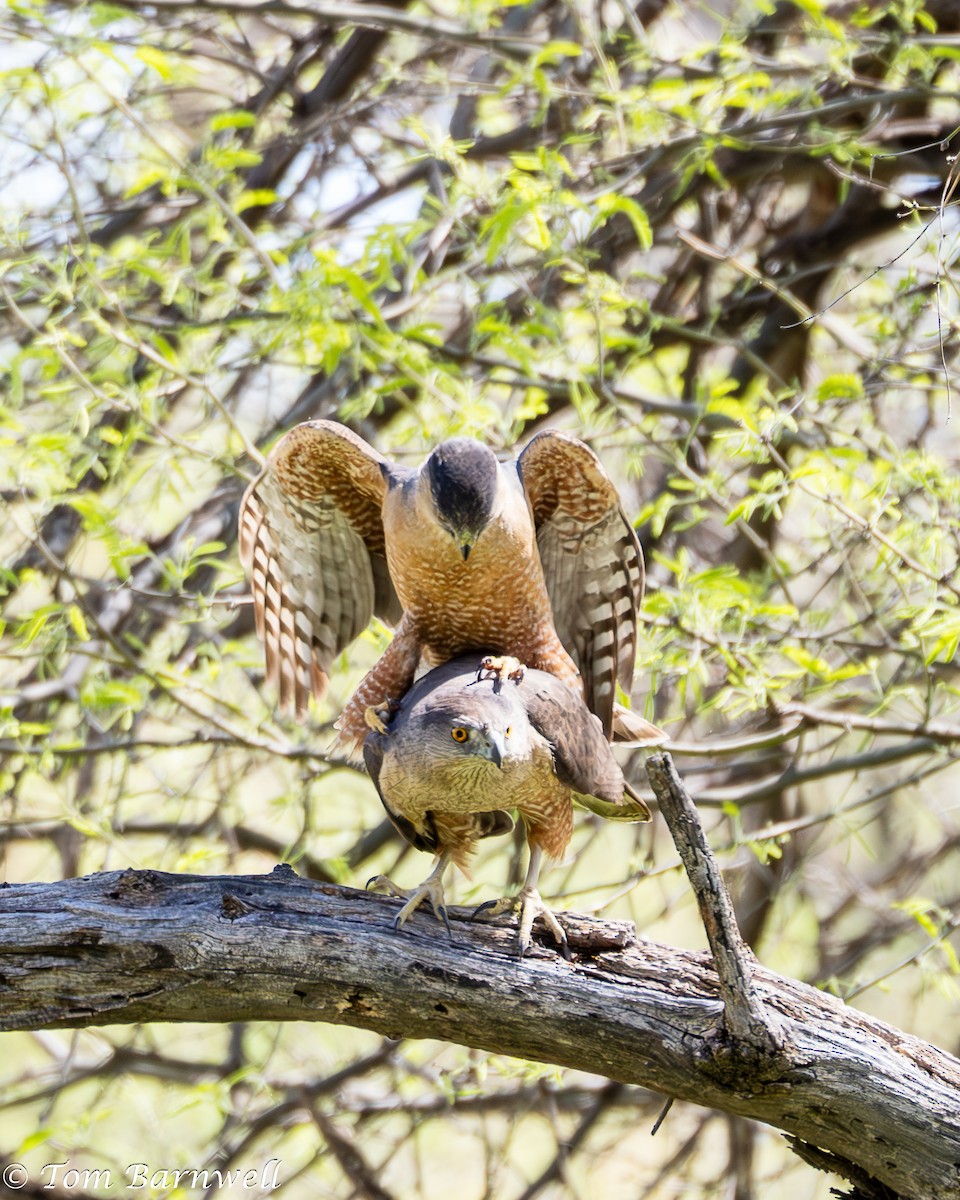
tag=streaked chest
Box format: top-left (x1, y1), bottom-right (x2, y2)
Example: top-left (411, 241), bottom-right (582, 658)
top-left (382, 490), bottom-right (551, 645)
top-left (379, 741), bottom-right (567, 820)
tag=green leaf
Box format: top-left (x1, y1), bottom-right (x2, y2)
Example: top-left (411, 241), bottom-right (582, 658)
top-left (235, 189), bottom-right (277, 213)
top-left (532, 40), bottom-right (583, 68)
top-left (67, 604), bottom-right (90, 641)
top-left (80, 677), bottom-right (146, 712)
top-left (210, 110), bottom-right (257, 132)
top-left (89, 2), bottom-right (130, 25)
top-left (205, 146), bottom-right (263, 171)
top-left (135, 45), bottom-right (174, 81)
top-left (816, 373), bottom-right (863, 402)
top-left (592, 194), bottom-right (652, 250)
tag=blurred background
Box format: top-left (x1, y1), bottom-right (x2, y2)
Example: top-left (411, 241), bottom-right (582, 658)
top-left (2, 0), bottom-right (959, 1195)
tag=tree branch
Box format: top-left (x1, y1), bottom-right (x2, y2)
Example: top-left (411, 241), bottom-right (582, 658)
top-left (0, 867), bottom-right (957, 1199)
top-left (647, 753), bottom-right (780, 1052)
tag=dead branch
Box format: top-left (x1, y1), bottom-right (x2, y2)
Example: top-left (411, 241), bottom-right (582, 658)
top-left (0, 866), bottom-right (957, 1199)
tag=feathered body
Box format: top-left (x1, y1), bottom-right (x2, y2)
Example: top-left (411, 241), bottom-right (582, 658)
top-left (381, 444), bottom-right (578, 682)
top-left (239, 420), bottom-right (664, 755)
top-left (364, 656), bottom-right (643, 867)
top-left (362, 654), bottom-right (650, 954)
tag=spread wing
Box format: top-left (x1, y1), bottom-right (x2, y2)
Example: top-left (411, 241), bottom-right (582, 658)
top-left (521, 673), bottom-right (650, 822)
top-left (518, 430), bottom-right (644, 739)
top-left (238, 419), bottom-right (402, 718)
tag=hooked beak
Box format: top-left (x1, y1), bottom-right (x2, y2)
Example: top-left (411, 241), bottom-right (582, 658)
top-left (444, 525), bottom-right (476, 561)
top-left (485, 729), bottom-right (507, 769)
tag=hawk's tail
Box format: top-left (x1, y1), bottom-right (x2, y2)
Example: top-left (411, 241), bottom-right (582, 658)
top-left (574, 780), bottom-right (651, 823)
top-left (612, 703), bottom-right (669, 746)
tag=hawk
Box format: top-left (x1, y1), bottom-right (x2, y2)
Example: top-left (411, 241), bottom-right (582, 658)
top-left (363, 654), bottom-right (651, 956)
top-left (238, 419), bottom-right (664, 754)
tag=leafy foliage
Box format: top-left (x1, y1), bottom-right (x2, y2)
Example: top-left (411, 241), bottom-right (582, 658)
top-left (1, 0), bottom-right (959, 1195)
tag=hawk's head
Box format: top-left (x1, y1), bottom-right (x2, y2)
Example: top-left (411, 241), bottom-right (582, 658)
top-left (408, 686), bottom-right (531, 775)
top-left (423, 439), bottom-right (499, 560)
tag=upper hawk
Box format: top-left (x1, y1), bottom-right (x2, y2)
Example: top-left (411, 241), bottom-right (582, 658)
top-left (238, 420), bottom-right (663, 754)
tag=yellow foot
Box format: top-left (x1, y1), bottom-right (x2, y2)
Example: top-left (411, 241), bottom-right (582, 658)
top-left (475, 655), bottom-right (527, 691)
top-left (363, 700), bottom-right (398, 735)
top-left (367, 872), bottom-right (453, 939)
top-left (474, 887), bottom-right (570, 960)
top-left (332, 694), bottom-right (385, 764)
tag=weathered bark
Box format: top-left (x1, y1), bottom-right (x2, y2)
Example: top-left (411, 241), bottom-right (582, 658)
top-left (648, 754), bottom-right (780, 1053)
top-left (0, 866), bottom-right (957, 1199)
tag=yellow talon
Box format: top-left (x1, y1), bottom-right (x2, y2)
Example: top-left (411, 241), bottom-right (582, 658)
top-left (476, 655), bottom-right (527, 688)
top-left (364, 701), bottom-right (396, 734)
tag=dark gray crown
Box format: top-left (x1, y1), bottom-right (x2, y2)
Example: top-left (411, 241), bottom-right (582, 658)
top-left (425, 439), bottom-right (499, 536)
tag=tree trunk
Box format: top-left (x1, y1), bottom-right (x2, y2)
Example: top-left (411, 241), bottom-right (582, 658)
top-left (0, 865), bottom-right (957, 1200)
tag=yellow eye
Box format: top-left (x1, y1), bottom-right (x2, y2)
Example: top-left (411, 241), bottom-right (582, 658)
top-left (451, 727), bottom-right (469, 743)
top-left (505, 726), bottom-right (512, 737)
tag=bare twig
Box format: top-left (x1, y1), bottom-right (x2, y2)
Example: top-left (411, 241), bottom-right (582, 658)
top-left (646, 753), bottom-right (781, 1053)
top-left (781, 701), bottom-right (960, 744)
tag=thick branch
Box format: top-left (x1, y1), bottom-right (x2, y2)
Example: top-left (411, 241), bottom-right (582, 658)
top-left (0, 868), bottom-right (958, 1199)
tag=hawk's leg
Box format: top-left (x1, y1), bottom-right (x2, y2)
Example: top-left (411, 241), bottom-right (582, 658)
top-left (474, 655), bottom-right (527, 691)
top-left (473, 844), bottom-right (571, 960)
top-left (332, 617), bottom-right (422, 761)
top-left (367, 852), bottom-right (454, 939)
